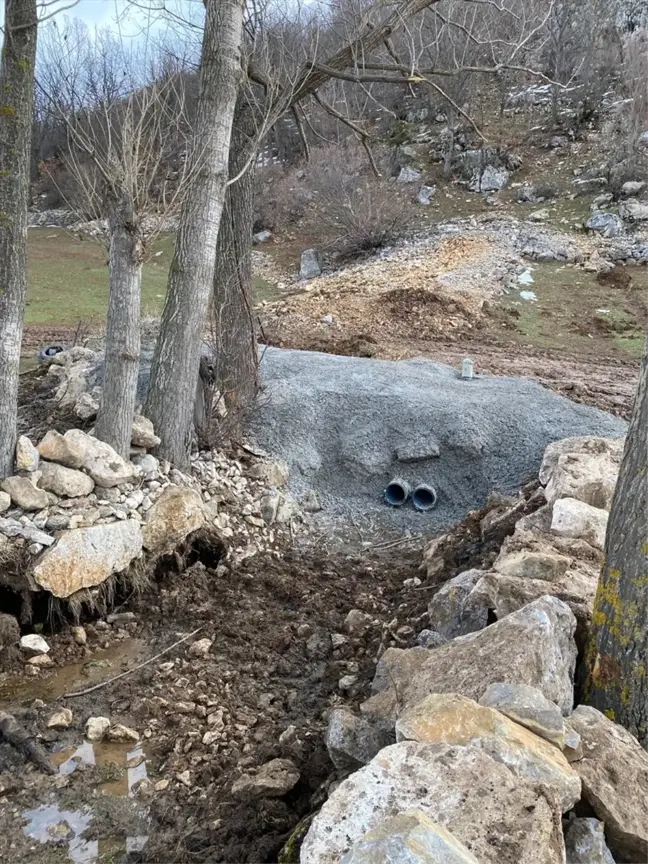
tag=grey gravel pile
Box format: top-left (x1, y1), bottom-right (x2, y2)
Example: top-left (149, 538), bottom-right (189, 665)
top-left (249, 348), bottom-right (626, 533)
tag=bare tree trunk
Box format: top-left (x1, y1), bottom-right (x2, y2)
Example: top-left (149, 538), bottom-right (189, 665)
top-left (94, 202), bottom-right (143, 459)
top-left (145, 0), bottom-right (245, 467)
top-left (212, 111), bottom-right (258, 412)
top-left (582, 342), bottom-right (648, 747)
top-left (0, 0), bottom-right (37, 479)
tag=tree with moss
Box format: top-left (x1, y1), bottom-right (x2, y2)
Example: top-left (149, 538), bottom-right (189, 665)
top-left (0, 0), bottom-right (37, 478)
top-left (583, 341), bottom-right (648, 747)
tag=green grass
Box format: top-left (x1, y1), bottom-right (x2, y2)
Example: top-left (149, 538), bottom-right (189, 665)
top-left (25, 228), bottom-right (278, 326)
top-left (495, 262), bottom-right (647, 360)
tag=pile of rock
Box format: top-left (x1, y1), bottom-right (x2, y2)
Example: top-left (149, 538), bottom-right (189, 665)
top-left (1, 418), bottom-right (298, 608)
top-left (300, 434), bottom-right (648, 864)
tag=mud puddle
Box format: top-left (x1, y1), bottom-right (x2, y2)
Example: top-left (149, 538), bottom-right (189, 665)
top-left (0, 639), bottom-right (145, 711)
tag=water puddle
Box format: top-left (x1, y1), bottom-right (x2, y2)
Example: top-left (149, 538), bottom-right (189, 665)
top-left (51, 739), bottom-right (149, 797)
top-left (22, 804), bottom-right (96, 864)
top-left (0, 639), bottom-right (144, 710)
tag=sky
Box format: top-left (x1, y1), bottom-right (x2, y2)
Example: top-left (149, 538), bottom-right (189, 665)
top-left (0, 0), bottom-right (204, 39)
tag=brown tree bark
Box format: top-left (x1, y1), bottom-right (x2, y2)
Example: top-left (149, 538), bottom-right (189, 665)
top-left (212, 109), bottom-right (258, 411)
top-left (94, 201), bottom-right (143, 459)
top-left (0, 0), bottom-right (37, 479)
top-left (582, 341), bottom-right (648, 747)
top-left (145, 0), bottom-right (245, 467)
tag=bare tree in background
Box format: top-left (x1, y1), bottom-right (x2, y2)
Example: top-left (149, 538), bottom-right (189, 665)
top-left (209, 0), bottom-right (557, 412)
top-left (0, 0), bottom-right (38, 479)
top-left (145, 0), bottom-right (246, 467)
top-left (39, 23), bottom-right (193, 458)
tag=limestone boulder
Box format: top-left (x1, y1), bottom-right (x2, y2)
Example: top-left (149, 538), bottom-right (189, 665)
top-left (568, 705), bottom-right (648, 862)
top-left (465, 568), bottom-right (597, 646)
top-left (427, 569), bottom-right (487, 639)
top-left (395, 694), bottom-right (580, 810)
top-left (32, 520), bottom-right (142, 598)
top-left (37, 429), bottom-right (85, 469)
top-left (131, 415), bottom-right (160, 449)
top-left (494, 547), bottom-right (572, 582)
top-left (231, 758), bottom-right (299, 802)
top-left (0, 492), bottom-right (9, 514)
top-left (301, 741), bottom-right (566, 864)
top-left (15, 436), bottom-right (39, 472)
top-left (1, 476), bottom-right (49, 511)
top-left (540, 436), bottom-right (624, 509)
top-left (38, 461), bottom-right (94, 498)
top-left (326, 708), bottom-right (393, 772)
top-left (564, 817), bottom-right (615, 864)
top-left (340, 812), bottom-right (479, 864)
top-left (141, 485), bottom-right (205, 553)
top-left (550, 498), bottom-right (608, 550)
top-left (479, 682), bottom-right (565, 746)
top-left (361, 597), bottom-right (577, 729)
top-left (64, 429), bottom-right (138, 487)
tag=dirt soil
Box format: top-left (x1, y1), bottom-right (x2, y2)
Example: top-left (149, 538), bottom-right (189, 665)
top-left (0, 483), bottom-right (539, 864)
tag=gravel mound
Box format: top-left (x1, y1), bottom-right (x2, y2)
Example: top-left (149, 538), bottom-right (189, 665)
top-left (251, 348), bottom-right (626, 533)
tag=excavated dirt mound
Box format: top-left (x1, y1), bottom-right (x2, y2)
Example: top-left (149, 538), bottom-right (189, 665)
top-left (250, 348), bottom-right (626, 535)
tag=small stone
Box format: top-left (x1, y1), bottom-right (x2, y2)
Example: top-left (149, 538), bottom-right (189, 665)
top-left (231, 758), bottom-right (300, 802)
top-left (417, 185), bottom-right (436, 205)
top-left (20, 633), bottom-right (50, 655)
top-left (106, 612), bottom-right (136, 626)
top-left (303, 490), bottom-right (321, 513)
top-left (1, 476), bottom-right (49, 511)
top-left (176, 770), bottom-right (192, 787)
top-left (0, 492), bottom-right (10, 514)
top-left (188, 638), bottom-right (213, 658)
top-left (70, 626), bottom-right (87, 646)
top-left (15, 436), bottom-right (39, 472)
top-left (0, 613), bottom-right (20, 651)
top-left (74, 392), bottom-right (99, 420)
top-left (339, 675), bottom-right (357, 690)
top-left (154, 778), bottom-right (170, 791)
top-left (202, 730), bottom-right (221, 746)
top-left (131, 415), bottom-right (161, 449)
top-left (300, 249), bottom-right (321, 280)
top-left (133, 454), bottom-right (160, 477)
top-left (28, 543), bottom-right (43, 555)
top-left (46, 514), bottom-right (70, 531)
top-left (47, 708), bottom-right (73, 729)
top-left (27, 654), bottom-right (53, 667)
top-left (344, 609), bottom-right (371, 634)
top-left (86, 716), bottom-right (111, 742)
top-left (106, 723), bottom-right (140, 743)
top-left (416, 629), bottom-right (447, 648)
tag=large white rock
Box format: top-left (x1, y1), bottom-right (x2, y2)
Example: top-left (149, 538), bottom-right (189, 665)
top-left (15, 435), bottom-right (39, 472)
top-left (301, 741), bottom-right (566, 864)
top-left (361, 597), bottom-right (577, 729)
top-left (551, 497), bottom-right (608, 550)
top-left (568, 705), bottom-right (648, 862)
top-left (64, 429), bottom-right (138, 487)
top-left (340, 812), bottom-right (479, 864)
top-left (540, 437), bottom-right (624, 509)
top-left (141, 485), bottom-right (205, 553)
top-left (32, 520), bottom-right (142, 598)
top-left (20, 633), bottom-right (50, 655)
top-left (1, 476), bottom-right (49, 511)
top-left (395, 694), bottom-right (580, 810)
top-left (38, 461), bottom-right (94, 498)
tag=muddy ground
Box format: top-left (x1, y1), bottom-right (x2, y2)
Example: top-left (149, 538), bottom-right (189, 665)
top-left (0, 487), bottom-right (536, 864)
